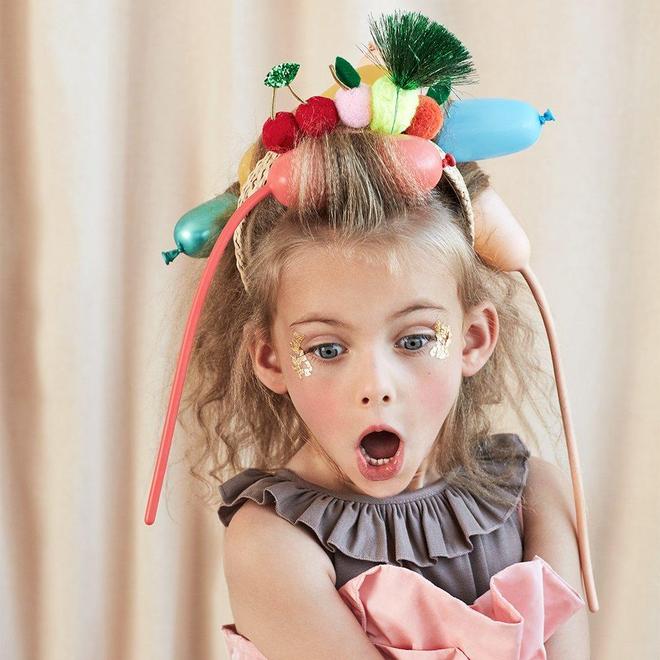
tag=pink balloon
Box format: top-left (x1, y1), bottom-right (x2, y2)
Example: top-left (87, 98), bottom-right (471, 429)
top-left (473, 187), bottom-right (531, 272)
top-left (267, 135), bottom-right (445, 207)
top-left (395, 134), bottom-right (445, 191)
top-left (267, 149), bottom-right (296, 206)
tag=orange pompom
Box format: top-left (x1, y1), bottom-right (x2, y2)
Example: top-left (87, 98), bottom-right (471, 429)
top-left (404, 96), bottom-right (444, 140)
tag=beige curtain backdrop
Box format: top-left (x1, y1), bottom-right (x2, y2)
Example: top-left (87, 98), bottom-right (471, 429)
top-left (1, 0), bottom-right (658, 658)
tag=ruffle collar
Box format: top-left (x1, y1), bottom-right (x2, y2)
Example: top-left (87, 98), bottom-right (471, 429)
top-left (218, 433), bottom-right (530, 567)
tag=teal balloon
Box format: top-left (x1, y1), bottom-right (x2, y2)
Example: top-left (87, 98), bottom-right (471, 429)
top-left (162, 192), bottom-right (239, 265)
top-left (435, 98), bottom-right (555, 162)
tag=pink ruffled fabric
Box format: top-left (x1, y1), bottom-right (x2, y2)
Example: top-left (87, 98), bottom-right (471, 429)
top-left (221, 555), bottom-right (584, 659)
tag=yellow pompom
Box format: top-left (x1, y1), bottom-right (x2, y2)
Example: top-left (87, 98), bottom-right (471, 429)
top-left (369, 76), bottom-right (419, 134)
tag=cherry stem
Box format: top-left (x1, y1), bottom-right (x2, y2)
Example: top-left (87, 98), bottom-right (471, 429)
top-left (287, 84), bottom-right (305, 104)
top-left (270, 88), bottom-right (276, 119)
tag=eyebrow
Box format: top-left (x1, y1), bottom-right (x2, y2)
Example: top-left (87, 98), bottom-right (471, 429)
top-left (289, 302), bottom-right (448, 329)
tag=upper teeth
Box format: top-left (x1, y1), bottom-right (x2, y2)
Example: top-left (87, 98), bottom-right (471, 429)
top-left (360, 445), bottom-right (392, 466)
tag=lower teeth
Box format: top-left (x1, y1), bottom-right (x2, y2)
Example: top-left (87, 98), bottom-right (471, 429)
top-left (360, 446), bottom-right (393, 466)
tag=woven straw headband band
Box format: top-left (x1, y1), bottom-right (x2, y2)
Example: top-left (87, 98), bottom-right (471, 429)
top-left (146, 10), bottom-right (599, 613)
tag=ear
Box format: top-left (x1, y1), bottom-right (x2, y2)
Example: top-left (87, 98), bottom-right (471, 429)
top-left (246, 327), bottom-right (288, 395)
top-left (461, 302), bottom-right (499, 378)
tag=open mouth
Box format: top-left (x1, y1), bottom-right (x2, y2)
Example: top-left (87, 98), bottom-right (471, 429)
top-left (359, 430), bottom-right (401, 466)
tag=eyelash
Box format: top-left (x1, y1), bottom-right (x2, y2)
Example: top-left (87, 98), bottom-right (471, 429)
top-left (305, 334), bottom-right (437, 364)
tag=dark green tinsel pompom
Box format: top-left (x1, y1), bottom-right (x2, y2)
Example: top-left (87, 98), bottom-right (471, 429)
top-left (335, 56), bottom-right (361, 88)
top-left (264, 62), bottom-right (300, 88)
top-left (367, 10), bottom-right (477, 91)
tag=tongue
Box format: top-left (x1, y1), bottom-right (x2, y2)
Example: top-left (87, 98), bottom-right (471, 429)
top-left (361, 431), bottom-right (400, 459)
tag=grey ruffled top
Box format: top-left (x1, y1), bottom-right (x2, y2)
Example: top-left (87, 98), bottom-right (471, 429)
top-left (218, 432), bottom-right (530, 604)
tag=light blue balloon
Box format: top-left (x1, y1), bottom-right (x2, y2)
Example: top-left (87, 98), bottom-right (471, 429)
top-left (162, 192), bottom-right (238, 265)
top-left (435, 98), bottom-right (555, 162)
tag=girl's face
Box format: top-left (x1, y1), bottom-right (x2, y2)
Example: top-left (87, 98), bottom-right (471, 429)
top-left (251, 244), bottom-right (498, 497)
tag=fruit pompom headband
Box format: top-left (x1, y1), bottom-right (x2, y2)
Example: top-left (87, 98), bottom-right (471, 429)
top-left (148, 11), bottom-right (598, 613)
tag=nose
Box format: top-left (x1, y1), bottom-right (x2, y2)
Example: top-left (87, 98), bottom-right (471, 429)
top-left (356, 349), bottom-right (394, 407)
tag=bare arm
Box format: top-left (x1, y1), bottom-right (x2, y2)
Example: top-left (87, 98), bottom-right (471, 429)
top-left (223, 500), bottom-right (384, 660)
top-left (522, 456), bottom-right (591, 659)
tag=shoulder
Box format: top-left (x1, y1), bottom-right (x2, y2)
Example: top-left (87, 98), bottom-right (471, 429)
top-left (522, 456), bottom-right (574, 521)
top-left (223, 499), bottom-right (336, 584)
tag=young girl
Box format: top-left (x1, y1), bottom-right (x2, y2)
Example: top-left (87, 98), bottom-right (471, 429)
top-left (146, 11), bottom-right (596, 659)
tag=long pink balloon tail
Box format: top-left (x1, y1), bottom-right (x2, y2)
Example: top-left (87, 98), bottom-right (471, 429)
top-left (144, 185), bottom-right (271, 525)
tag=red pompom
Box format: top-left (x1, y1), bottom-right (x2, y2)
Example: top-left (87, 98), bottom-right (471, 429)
top-left (262, 111), bottom-right (300, 153)
top-left (294, 96), bottom-right (339, 137)
top-left (404, 96), bottom-right (444, 140)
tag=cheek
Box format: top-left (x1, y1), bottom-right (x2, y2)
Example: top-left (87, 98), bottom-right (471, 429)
top-left (417, 359), bottom-right (460, 411)
top-left (288, 372), bottom-right (344, 425)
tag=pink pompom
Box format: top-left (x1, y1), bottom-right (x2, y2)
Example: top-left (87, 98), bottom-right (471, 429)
top-left (335, 83), bottom-right (371, 128)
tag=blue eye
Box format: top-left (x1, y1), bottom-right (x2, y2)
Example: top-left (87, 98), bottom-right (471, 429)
top-left (398, 335), bottom-right (434, 352)
top-left (306, 334), bottom-right (436, 363)
top-left (310, 343), bottom-right (345, 360)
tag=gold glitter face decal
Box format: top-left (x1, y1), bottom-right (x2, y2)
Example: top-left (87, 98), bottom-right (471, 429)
top-left (429, 320), bottom-right (452, 360)
top-left (289, 330), bottom-right (313, 378)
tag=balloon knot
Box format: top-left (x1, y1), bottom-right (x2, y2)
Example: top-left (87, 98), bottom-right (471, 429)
top-left (162, 247), bottom-right (182, 265)
top-left (442, 153), bottom-right (456, 168)
top-left (539, 109), bottom-right (555, 124)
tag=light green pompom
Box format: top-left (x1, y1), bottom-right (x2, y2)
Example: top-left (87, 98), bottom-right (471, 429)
top-left (369, 75), bottom-right (420, 134)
